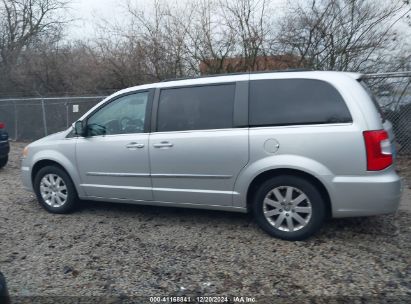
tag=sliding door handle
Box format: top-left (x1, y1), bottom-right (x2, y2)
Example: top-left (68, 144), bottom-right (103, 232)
top-left (153, 141), bottom-right (174, 148)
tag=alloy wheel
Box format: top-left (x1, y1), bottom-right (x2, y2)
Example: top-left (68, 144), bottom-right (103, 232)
top-left (40, 174), bottom-right (68, 208)
top-left (263, 186), bottom-right (312, 232)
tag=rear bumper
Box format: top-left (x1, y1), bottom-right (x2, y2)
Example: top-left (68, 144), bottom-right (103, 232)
top-left (330, 168), bottom-right (402, 218)
top-left (0, 140), bottom-right (9, 157)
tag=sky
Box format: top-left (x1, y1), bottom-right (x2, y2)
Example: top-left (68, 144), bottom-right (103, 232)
top-left (68, 0), bottom-right (127, 40)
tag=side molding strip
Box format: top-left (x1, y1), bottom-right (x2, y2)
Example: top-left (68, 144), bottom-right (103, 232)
top-left (87, 172), bottom-right (150, 177)
top-left (86, 172), bottom-right (232, 179)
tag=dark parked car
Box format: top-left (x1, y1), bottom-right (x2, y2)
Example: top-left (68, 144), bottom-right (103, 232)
top-left (0, 122), bottom-right (9, 168)
top-left (0, 272), bottom-right (10, 304)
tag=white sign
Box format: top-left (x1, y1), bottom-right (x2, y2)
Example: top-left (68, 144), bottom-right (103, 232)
top-left (73, 105), bottom-right (79, 113)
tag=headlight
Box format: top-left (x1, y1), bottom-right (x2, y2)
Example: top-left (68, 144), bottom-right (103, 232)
top-left (22, 146), bottom-right (29, 158)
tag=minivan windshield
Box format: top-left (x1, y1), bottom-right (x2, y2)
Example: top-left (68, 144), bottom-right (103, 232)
top-left (358, 80), bottom-right (386, 122)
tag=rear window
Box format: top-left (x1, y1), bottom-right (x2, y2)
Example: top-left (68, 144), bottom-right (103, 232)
top-left (358, 80), bottom-right (386, 122)
top-left (249, 79), bottom-right (352, 127)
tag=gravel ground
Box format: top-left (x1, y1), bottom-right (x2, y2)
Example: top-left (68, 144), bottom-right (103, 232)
top-left (397, 155), bottom-right (411, 189)
top-left (1, 142), bottom-right (411, 302)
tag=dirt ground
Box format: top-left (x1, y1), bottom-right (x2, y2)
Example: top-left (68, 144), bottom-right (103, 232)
top-left (0, 142), bottom-right (410, 302)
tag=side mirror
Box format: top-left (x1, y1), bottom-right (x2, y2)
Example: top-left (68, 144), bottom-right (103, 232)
top-left (74, 121), bottom-right (86, 137)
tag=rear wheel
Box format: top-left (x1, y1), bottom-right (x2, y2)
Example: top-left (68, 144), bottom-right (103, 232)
top-left (252, 175), bottom-right (326, 241)
top-left (0, 156), bottom-right (8, 168)
top-left (34, 166), bottom-right (78, 214)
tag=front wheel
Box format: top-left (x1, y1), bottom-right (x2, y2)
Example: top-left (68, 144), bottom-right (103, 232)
top-left (252, 175), bottom-right (326, 241)
top-left (33, 166), bottom-right (78, 214)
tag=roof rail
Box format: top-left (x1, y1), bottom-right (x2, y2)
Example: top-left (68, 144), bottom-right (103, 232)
top-left (363, 71), bottom-right (411, 79)
top-left (161, 68), bottom-right (313, 82)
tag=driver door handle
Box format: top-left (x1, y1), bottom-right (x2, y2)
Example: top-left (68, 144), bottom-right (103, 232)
top-left (126, 142), bottom-right (145, 149)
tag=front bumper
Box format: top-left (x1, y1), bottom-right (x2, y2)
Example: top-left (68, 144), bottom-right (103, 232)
top-left (21, 165), bottom-right (33, 192)
top-left (330, 168), bottom-right (402, 218)
top-left (0, 140), bottom-right (9, 157)
top-left (21, 156), bottom-right (33, 191)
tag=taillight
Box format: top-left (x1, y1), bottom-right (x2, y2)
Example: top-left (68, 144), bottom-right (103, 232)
top-left (363, 130), bottom-right (393, 171)
top-left (0, 122), bottom-right (4, 129)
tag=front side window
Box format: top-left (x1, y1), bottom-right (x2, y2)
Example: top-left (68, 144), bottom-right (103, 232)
top-left (249, 79), bottom-right (352, 127)
top-left (87, 92), bottom-right (148, 136)
top-left (157, 84), bottom-right (235, 132)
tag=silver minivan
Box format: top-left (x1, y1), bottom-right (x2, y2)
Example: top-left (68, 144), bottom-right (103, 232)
top-left (21, 71), bottom-right (402, 240)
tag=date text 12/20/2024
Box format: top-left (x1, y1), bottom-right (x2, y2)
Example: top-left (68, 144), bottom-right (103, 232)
top-left (149, 296), bottom-right (256, 303)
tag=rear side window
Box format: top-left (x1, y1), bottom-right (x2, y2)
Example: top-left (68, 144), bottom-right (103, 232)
top-left (249, 79), bottom-right (352, 127)
top-left (157, 84), bottom-right (235, 132)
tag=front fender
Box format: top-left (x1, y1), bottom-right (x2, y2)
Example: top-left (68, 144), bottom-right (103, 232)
top-left (233, 154), bottom-right (335, 208)
top-left (29, 149), bottom-right (85, 197)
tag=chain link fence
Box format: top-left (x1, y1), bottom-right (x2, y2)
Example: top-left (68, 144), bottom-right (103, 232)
top-left (363, 72), bottom-right (411, 155)
top-left (0, 96), bottom-right (105, 141)
top-left (0, 72), bottom-right (410, 154)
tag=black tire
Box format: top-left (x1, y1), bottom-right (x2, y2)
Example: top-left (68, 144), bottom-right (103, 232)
top-left (0, 156), bottom-right (8, 169)
top-left (33, 165), bottom-right (78, 214)
top-left (252, 175), bottom-right (326, 241)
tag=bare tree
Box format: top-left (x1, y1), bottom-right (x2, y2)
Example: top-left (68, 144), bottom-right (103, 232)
top-left (100, 0), bottom-right (299, 77)
top-left (219, 0), bottom-right (271, 71)
top-left (0, 0), bottom-right (69, 92)
top-left (15, 41), bottom-right (113, 96)
top-left (2, 0), bottom-right (410, 97)
top-left (125, 0), bottom-right (190, 80)
top-left (278, 0), bottom-right (411, 72)
top-left (178, 0), bottom-right (236, 74)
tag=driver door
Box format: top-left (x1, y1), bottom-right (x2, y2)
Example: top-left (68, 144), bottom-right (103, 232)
top-left (76, 90), bottom-right (153, 201)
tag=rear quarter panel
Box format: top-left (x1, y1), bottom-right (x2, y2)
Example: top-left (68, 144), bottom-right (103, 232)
top-left (233, 124), bottom-right (366, 208)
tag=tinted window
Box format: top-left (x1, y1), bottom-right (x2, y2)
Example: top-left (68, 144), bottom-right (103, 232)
top-left (249, 79), bottom-right (352, 126)
top-left (157, 84), bottom-right (235, 132)
top-left (87, 92), bottom-right (148, 136)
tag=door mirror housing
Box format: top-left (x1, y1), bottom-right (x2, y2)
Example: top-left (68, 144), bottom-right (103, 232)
top-left (74, 121), bottom-right (86, 137)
